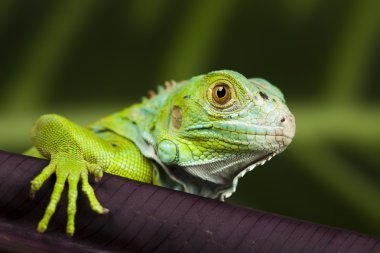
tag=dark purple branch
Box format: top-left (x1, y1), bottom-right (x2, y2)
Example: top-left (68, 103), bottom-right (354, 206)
top-left (0, 150), bottom-right (379, 253)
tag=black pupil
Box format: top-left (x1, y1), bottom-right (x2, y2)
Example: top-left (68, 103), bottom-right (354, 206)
top-left (217, 86), bottom-right (226, 98)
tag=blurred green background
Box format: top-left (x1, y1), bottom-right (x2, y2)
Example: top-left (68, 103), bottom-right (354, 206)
top-left (1, 0), bottom-right (380, 236)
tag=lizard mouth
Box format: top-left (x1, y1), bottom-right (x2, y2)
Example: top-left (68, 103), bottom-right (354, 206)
top-left (185, 120), bottom-right (294, 149)
top-left (211, 121), bottom-right (294, 145)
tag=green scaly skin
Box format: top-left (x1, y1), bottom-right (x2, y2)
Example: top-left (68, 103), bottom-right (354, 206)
top-left (25, 70), bottom-right (296, 236)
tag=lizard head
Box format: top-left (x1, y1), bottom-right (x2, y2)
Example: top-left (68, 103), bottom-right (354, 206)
top-left (153, 70), bottom-right (295, 199)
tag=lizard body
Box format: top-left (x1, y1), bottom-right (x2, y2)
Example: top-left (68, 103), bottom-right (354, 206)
top-left (26, 70), bottom-right (296, 235)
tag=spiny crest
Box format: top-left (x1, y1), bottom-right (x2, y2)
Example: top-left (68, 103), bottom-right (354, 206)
top-left (146, 80), bottom-right (177, 99)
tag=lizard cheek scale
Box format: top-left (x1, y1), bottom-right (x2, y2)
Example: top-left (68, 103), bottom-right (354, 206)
top-left (26, 70), bottom-right (295, 235)
top-left (157, 139), bottom-right (178, 165)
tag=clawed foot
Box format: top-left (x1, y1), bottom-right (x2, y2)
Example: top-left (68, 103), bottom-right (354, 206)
top-left (30, 153), bottom-right (109, 236)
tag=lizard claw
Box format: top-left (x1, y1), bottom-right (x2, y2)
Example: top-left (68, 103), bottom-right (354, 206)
top-left (87, 163), bottom-right (103, 182)
top-left (94, 168), bottom-right (103, 182)
top-left (30, 162), bottom-right (56, 200)
top-left (30, 181), bottom-right (39, 199)
top-left (37, 221), bottom-right (48, 233)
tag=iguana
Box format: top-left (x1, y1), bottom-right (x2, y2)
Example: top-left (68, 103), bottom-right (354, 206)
top-left (25, 70), bottom-right (296, 236)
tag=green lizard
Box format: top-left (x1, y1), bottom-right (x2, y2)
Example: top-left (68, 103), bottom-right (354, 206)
top-left (25, 70), bottom-right (296, 236)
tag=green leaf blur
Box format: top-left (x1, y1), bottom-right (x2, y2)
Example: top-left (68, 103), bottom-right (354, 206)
top-left (0, 0), bottom-right (379, 236)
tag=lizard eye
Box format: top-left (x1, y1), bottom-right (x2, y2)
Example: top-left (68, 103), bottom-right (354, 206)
top-left (211, 83), bottom-right (231, 105)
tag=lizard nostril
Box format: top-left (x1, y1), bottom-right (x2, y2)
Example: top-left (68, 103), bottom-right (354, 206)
top-left (280, 117), bottom-right (286, 123)
top-left (259, 92), bottom-right (269, 100)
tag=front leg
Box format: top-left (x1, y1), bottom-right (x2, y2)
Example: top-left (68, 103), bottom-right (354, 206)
top-left (30, 114), bottom-right (152, 235)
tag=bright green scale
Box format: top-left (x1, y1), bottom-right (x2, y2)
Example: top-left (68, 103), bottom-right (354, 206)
top-left (25, 70), bottom-right (296, 236)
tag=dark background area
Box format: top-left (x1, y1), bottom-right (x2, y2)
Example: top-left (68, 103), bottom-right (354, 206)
top-left (0, 0), bottom-right (379, 237)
